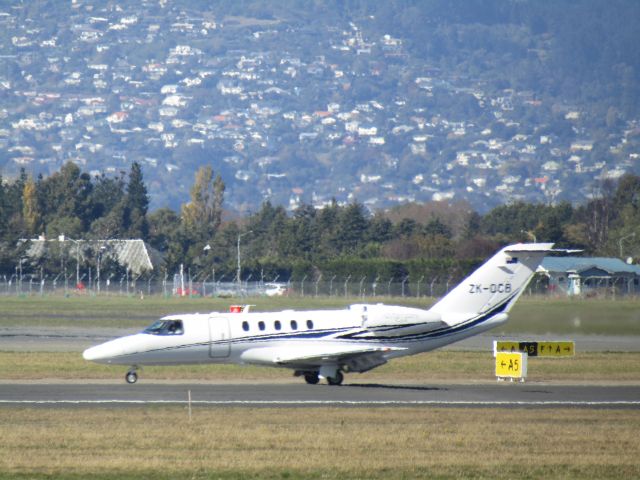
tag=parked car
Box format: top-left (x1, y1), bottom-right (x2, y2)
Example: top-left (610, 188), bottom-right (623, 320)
top-left (264, 282), bottom-right (288, 296)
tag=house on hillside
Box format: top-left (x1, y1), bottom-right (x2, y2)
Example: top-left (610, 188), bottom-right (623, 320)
top-left (537, 256), bottom-right (640, 296)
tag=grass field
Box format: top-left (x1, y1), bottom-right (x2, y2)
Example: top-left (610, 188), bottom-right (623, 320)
top-left (1, 296), bottom-right (639, 479)
top-left (2, 350), bottom-right (639, 383)
top-left (2, 294), bottom-right (639, 382)
top-left (1, 294), bottom-right (640, 335)
top-left (0, 407), bottom-right (639, 479)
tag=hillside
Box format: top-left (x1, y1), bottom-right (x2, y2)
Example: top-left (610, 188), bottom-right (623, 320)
top-left (0, 0), bottom-right (639, 213)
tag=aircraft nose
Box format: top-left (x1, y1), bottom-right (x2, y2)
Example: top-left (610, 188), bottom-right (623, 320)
top-left (83, 344), bottom-right (106, 362)
top-left (83, 341), bottom-right (121, 363)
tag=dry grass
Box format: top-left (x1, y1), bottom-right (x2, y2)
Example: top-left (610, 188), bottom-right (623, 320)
top-left (1, 351), bottom-right (639, 384)
top-left (0, 407), bottom-right (638, 479)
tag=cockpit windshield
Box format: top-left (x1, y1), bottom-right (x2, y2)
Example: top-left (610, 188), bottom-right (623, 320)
top-left (143, 319), bottom-right (184, 336)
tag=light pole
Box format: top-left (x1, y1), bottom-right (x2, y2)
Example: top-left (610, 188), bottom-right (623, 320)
top-left (59, 235), bottom-right (81, 287)
top-left (236, 231), bottom-right (252, 285)
top-left (97, 245), bottom-right (106, 293)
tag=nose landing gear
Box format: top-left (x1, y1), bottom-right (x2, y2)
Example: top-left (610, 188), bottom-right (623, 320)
top-left (125, 368), bottom-right (139, 384)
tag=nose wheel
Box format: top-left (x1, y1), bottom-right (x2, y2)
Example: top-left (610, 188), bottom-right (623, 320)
top-left (125, 369), bottom-right (138, 384)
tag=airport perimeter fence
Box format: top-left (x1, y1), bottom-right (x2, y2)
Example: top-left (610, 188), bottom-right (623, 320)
top-left (0, 272), bottom-right (637, 299)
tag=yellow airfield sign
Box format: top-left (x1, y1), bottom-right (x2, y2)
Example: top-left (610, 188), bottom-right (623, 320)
top-left (495, 352), bottom-right (527, 379)
top-left (494, 341), bottom-right (575, 358)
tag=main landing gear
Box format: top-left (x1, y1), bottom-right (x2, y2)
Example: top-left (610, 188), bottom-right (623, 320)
top-left (304, 372), bottom-right (320, 385)
top-left (125, 368), bottom-right (139, 384)
top-left (326, 370), bottom-right (344, 386)
top-left (298, 368), bottom-right (344, 386)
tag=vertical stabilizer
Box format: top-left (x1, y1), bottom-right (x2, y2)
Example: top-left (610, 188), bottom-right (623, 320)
top-left (429, 243), bottom-right (553, 325)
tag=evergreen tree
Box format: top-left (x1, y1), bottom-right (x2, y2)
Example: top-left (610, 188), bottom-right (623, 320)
top-left (126, 162), bottom-right (149, 216)
top-left (336, 202), bottom-right (369, 256)
top-left (38, 162), bottom-right (92, 234)
top-left (123, 161), bottom-right (150, 239)
top-left (288, 204), bottom-right (317, 261)
top-left (367, 213), bottom-right (393, 244)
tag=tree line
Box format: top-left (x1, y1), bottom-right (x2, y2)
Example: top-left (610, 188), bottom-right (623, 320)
top-left (2, 161), bottom-right (640, 283)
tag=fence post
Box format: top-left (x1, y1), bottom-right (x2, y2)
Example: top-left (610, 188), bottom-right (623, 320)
top-left (329, 275), bottom-right (336, 297)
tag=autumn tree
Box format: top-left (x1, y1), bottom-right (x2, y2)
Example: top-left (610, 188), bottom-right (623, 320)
top-left (22, 175), bottom-right (40, 236)
top-left (181, 165), bottom-right (225, 243)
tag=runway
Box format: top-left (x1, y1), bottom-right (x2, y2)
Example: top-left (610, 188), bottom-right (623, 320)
top-left (1, 382), bottom-right (638, 408)
top-left (3, 327), bottom-right (640, 352)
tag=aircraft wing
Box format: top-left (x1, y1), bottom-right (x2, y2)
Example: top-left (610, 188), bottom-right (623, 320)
top-left (240, 343), bottom-right (406, 373)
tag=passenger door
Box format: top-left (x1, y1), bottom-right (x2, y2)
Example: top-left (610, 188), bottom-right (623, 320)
top-left (209, 316), bottom-right (231, 358)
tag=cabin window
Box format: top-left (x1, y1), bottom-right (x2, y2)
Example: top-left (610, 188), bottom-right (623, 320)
top-left (242, 321), bottom-right (249, 332)
top-left (306, 320), bottom-right (314, 329)
top-left (143, 320), bottom-right (184, 336)
top-left (258, 321), bottom-right (265, 331)
top-left (274, 320), bottom-right (281, 331)
top-left (290, 320), bottom-right (298, 330)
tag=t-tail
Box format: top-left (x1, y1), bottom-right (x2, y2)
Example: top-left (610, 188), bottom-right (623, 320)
top-left (428, 243), bottom-right (554, 326)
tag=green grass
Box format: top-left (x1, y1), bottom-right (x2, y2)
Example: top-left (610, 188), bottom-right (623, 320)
top-left (1, 296), bottom-right (639, 479)
top-left (1, 295), bottom-right (639, 383)
top-left (2, 351), bottom-right (639, 383)
top-left (504, 297), bottom-right (640, 335)
top-left (1, 295), bottom-right (640, 334)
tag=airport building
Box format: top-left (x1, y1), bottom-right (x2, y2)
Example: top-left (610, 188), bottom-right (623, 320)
top-left (537, 256), bottom-right (640, 296)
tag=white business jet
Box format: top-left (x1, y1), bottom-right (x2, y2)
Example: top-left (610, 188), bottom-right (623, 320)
top-left (83, 243), bottom-right (553, 385)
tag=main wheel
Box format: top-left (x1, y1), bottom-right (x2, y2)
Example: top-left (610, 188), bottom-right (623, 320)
top-left (327, 371), bottom-right (344, 386)
top-left (304, 372), bottom-right (320, 385)
top-left (125, 371), bottom-right (138, 384)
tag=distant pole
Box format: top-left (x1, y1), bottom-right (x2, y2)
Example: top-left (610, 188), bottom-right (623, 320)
top-left (180, 263), bottom-right (185, 296)
top-left (402, 275), bottom-right (409, 297)
top-left (236, 231), bottom-right (252, 286)
top-left (619, 232), bottom-right (636, 259)
top-left (59, 235), bottom-right (81, 287)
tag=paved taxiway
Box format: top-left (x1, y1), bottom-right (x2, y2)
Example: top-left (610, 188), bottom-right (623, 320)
top-left (3, 327), bottom-right (640, 352)
top-left (1, 382), bottom-right (638, 408)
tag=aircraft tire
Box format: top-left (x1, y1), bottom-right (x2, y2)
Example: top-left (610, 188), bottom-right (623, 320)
top-left (304, 372), bottom-right (320, 385)
top-left (327, 371), bottom-right (344, 386)
top-left (125, 371), bottom-right (138, 384)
